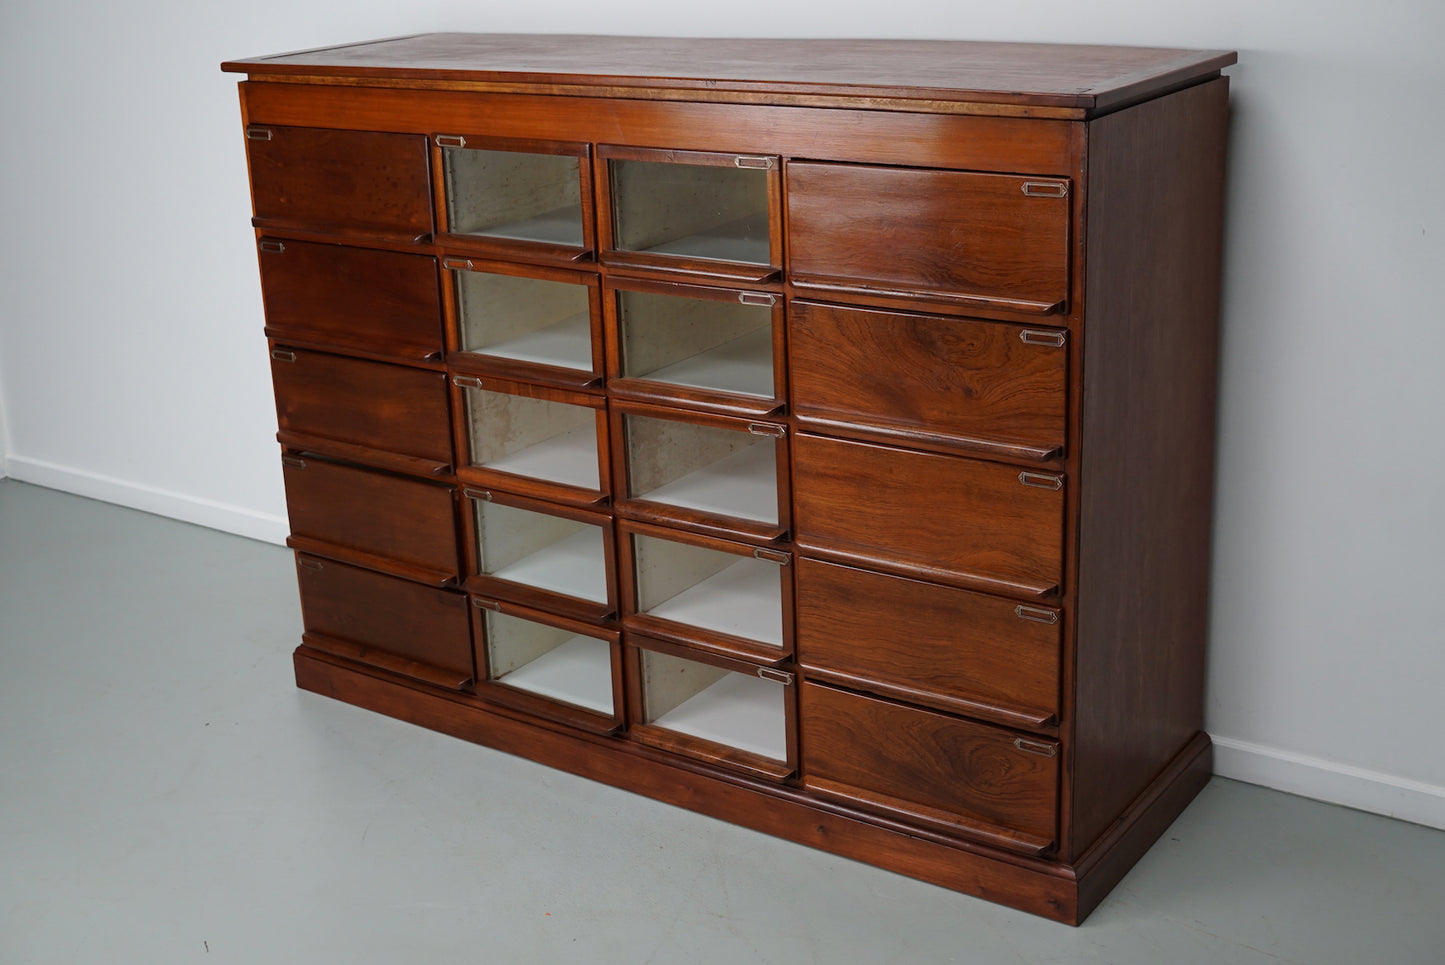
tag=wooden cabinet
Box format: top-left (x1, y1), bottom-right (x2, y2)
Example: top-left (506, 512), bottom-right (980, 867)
top-left (225, 34), bottom-right (1234, 924)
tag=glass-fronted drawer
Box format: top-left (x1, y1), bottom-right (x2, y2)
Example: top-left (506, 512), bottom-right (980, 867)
top-left (627, 637), bottom-right (795, 780)
top-left (454, 375), bottom-right (608, 506)
top-left (445, 257), bottom-right (602, 385)
top-left (245, 125), bottom-right (432, 239)
top-left (600, 146), bottom-right (780, 282)
top-left (437, 136), bottom-right (592, 263)
top-left (462, 488), bottom-right (614, 622)
top-left (621, 521), bottom-right (791, 662)
top-left (612, 402), bottom-right (787, 541)
top-left (606, 278), bottom-right (783, 416)
top-left (472, 597), bottom-right (621, 734)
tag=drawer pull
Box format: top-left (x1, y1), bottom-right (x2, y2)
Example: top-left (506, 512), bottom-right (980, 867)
top-left (270, 348), bottom-right (297, 363)
top-left (1014, 737), bottom-right (1057, 757)
top-left (757, 667), bottom-right (794, 685)
top-left (747, 422), bottom-right (786, 438)
top-left (738, 292), bottom-right (777, 307)
top-left (452, 375), bottom-right (484, 389)
top-left (281, 455), bottom-right (307, 470)
top-left (463, 487), bottom-right (493, 502)
top-left (1018, 471), bottom-right (1063, 491)
top-left (297, 557), bottom-right (324, 571)
top-left (471, 598), bottom-right (501, 612)
top-left (442, 257), bottom-right (475, 271)
top-left (246, 126), bottom-right (273, 141)
top-left (1019, 329), bottom-right (1066, 347)
top-left (1022, 181), bottom-right (1069, 198)
top-left (435, 134), bottom-right (467, 148)
top-left (734, 155), bottom-right (776, 170)
top-left (752, 547), bottom-right (791, 565)
top-left (1014, 604), bottom-right (1059, 625)
top-left (257, 240), bottom-right (286, 254)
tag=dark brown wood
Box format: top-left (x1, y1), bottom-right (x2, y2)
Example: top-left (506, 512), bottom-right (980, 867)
top-left (1067, 78), bottom-right (1228, 859)
top-left (295, 554), bottom-right (473, 688)
top-left (800, 681), bottom-right (1057, 851)
top-left (223, 34), bottom-right (1234, 116)
top-left (246, 125), bottom-right (432, 240)
top-left (796, 558), bottom-right (1059, 730)
top-left (270, 346), bottom-right (452, 467)
top-left (257, 238), bottom-right (443, 362)
top-left (282, 455), bottom-right (459, 584)
top-left (787, 163), bottom-right (1071, 318)
top-left (792, 433), bottom-right (1065, 597)
top-left (789, 300), bottom-right (1067, 462)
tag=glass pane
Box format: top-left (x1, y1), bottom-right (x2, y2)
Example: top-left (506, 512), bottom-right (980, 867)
top-left (611, 160), bottom-right (769, 264)
top-left (444, 148), bottom-right (584, 246)
top-left (632, 533), bottom-right (783, 647)
top-left (475, 500), bottom-right (608, 604)
top-left (464, 387), bottom-right (600, 490)
top-left (617, 289), bottom-right (773, 398)
top-left (623, 414), bottom-right (777, 524)
top-left (639, 649), bottom-right (786, 761)
top-left (486, 610), bottom-right (613, 715)
top-left (457, 270), bottom-right (592, 371)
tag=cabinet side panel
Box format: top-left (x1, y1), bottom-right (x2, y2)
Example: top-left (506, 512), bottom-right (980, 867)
top-left (1070, 78), bottom-right (1228, 856)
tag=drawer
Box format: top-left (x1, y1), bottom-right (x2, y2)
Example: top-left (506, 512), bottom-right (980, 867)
top-left (795, 558), bottom-right (1059, 729)
top-left (282, 456), bottom-right (459, 585)
top-left (258, 239), bottom-right (442, 362)
top-left (792, 433), bottom-right (1064, 598)
top-left (789, 300), bottom-right (1067, 461)
top-left (800, 681), bottom-right (1058, 853)
top-left (270, 348), bottom-right (452, 475)
top-left (786, 162), bottom-right (1069, 316)
top-left (296, 554), bottom-right (473, 690)
top-left (245, 125), bottom-right (432, 239)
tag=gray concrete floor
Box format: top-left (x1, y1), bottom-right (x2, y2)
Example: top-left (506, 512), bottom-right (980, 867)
top-left (2, 478), bottom-right (1443, 964)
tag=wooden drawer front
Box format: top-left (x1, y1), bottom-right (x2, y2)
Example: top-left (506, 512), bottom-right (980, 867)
top-left (792, 433), bottom-right (1065, 597)
top-left (796, 559), bottom-right (1059, 729)
top-left (271, 349), bottom-right (451, 467)
top-left (283, 457), bottom-right (458, 583)
top-left (246, 125), bottom-right (432, 237)
top-left (296, 554), bottom-right (473, 690)
top-left (800, 682), bottom-right (1058, 851)
top-left (789, 301), bottom-right (1067, 460)
top-left (258, 240), bottom-right (442, 360)
top-left (786, 162), bottom-right (1069, 315)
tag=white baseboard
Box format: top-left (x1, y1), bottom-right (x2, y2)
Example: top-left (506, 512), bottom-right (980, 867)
top-left (1213, 735), bottom-right (1445, 830)
top-left (6, 455), bottom-right (288, 546)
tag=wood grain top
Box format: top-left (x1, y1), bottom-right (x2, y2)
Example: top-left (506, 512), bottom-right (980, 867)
top-left (222, 33), bottom-right (1236, 114)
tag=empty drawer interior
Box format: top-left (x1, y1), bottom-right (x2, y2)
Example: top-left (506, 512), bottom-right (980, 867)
top-left (616, 286), bottom-right (775, 398)
top-left (610, 159), bottom-right (770, 264)
top-left (622, 413), bottom-right (777, 524)
top-left (473, 498), bottom-right (608, 604)
top-left (463, 386), bottom-right (600, 490)
top-left (482, 608), bottom-right (615, 715)
top-left (631, 532), bottom-right (784, 647)
top-left (443, 147), bottom-right (584, 246)
top-left (638, 648), bottom-right (788, 761)
top-left (454, 268), bottom-right (594, 371)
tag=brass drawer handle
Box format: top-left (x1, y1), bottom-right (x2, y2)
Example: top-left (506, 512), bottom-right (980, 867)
top-left (463, 488), bottom-right (493, 502)
top-left (471, 598), bottom-right (501, 612)
top-left (752, 547), bottom-right (791, 565)
top-left (281, 456), bottom-right (307, 470)
top-left (1014, 604), bottom-right (1059, 625)
top-left (246, 126), bottom-right (273, 141)
top-left (297, 557), bottom-right (323, 571)
top-left (1018, 471), bottom-right (1063, 491)
top-left (734, 156), bottom-right (775, 170)
top-left (435, 134), bottom-right (467, 148)
top-left (258, 240), bottom-right (286, 254)
top-left (1022, 181), bottom-right (1068, 198)
top-left (452, 375), bottom-right (484, 390)
top-left (757, 667), bottom-right (794, 685)
top-left (1014, 737), bottom-right (1057, 758)
top-left (270, 349), bottom-right (297, 363)
top-left (738, 292), bottom-right (776, 307)
top-left (747, 422), bottom-right (786, 438)
top-left (442, 257), bottom-right (475, 271)
top-left (1019, 329), bottom-right (1066, 347)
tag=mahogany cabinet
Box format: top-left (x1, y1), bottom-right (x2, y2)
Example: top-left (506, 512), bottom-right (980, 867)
top-left (225, 34), bottom-right (1234, 924)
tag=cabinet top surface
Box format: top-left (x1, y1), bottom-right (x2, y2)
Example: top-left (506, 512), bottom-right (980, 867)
top-left (222, 33), bottom-right (1235, 114)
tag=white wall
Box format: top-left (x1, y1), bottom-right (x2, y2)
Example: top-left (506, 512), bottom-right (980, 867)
top-left (1, 1), bottom-right (1441, 828)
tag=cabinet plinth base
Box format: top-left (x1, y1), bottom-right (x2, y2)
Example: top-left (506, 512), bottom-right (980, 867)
top-left (294, 646), bottom-right (1211, 925)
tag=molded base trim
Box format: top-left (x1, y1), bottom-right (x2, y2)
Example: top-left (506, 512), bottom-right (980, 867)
top-left (4, 455), bottom-right (287, 545)
top-left (1214, 735), bottom-right (1445, 831)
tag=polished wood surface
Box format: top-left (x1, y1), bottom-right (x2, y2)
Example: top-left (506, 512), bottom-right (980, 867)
top-left (224, 34), bottom-right (1234, 116)
top-left (800, 682), bottom-right (1058, 849)
top-left (295, 554), bottom-right (473, 689)
top-left (246, 125), bottom-right (432, 239)
top-left (282, 455), bottom-right (459, 583)
top-left (258, 239), bottom-right (442, 361)
top-left (796, 558), bottom-right (1059, 729)
top-left (792, 433), bottom-right (1065, 597)
top-left (789, 300), bottom-right (1067, 461)
top-left (1068, 78), bottom-right (1227, 858)
top-left (270, 347), bottom-right (452, 466)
